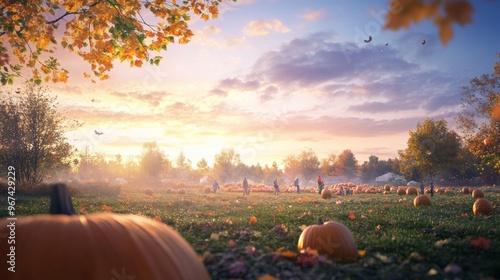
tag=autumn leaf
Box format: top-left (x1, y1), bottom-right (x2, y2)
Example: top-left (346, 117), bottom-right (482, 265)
top-left (153, 215), bottom-right (162, 222)
top-left (348, 212), bottom-right (356, 220)
top-left (470, 237), bottom-right (490, 250)
top-left (248, 215), bottom-right (257, 225)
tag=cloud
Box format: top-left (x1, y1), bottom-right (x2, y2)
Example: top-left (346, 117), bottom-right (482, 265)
top-left (108, 90), bottom-right (168, 107)
top-left (244, 19), bottom-right (291, 36)
top-left (299, 9), bottom-right (327, 21)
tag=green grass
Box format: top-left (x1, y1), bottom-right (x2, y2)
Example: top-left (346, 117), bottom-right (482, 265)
top-left (1, 185), bottom-right (499, 279)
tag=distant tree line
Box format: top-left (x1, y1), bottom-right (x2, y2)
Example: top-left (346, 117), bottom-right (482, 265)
top-left (1, 54), bottom-right (499, 186)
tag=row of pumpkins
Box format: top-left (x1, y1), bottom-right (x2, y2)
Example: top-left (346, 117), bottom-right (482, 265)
top-left (2, 183), bottom-right (493, 279)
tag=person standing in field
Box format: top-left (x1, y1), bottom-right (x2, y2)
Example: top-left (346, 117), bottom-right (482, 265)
top-left (419, 181), bottom-right (425, 195)
top-left (273, 178), bottom-right (280, 195)
top-left (243, 177), bottom-right (250, 195)
top-left (294, 177), bottom-right (300, 193)
top-left (430, 182), bottom-right (434, 197)
top-left (213, 180), bottom-right (220, 193)
top-left (317, 175), bottom-right (324, 194)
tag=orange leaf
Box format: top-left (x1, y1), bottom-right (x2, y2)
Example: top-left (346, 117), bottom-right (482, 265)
top-left (348, 212), bottom-right (356, 220)
top-left (471, 237), bottom-right (490, 250)
top-left (249, 216), bottom-right (257, 225)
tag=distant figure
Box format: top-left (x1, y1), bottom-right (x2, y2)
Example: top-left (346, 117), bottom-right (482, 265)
top-left (430, 182), bottom-right (434, 197)
top-left (419, 181), bottom-right (424, 195)
top-left (273, 178), bottom-right (280, 195)
top-left (213, 180), bottom-right (220, 193)
top-left (243, 178), bottom-right (250, 195)
top-left (339, 186), bottom-right (345, 196)
top-left (294, 177), bottom-right (300, 193)
top-left (317, 176), bottom-right (324, 194)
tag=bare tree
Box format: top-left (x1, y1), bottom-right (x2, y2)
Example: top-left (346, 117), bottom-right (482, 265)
top-left (0, 82), bottom-right (73, 185)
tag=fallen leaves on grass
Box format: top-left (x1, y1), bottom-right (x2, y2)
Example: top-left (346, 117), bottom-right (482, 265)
top-left (249, 216), bottom-right (257, 225)
top-left (470, 237), bottom-right (490, 250)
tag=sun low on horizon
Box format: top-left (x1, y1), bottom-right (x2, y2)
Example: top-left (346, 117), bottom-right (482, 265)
top-left (6, 0), bottom-right (500, 168)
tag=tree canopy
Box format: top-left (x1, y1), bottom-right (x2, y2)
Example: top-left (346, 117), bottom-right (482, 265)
top-left (0, 0), bottom-right (479, 85)
top-left (399, 118), bottom-right (462, 182)
top-left (457, 54), bottom-right (500, 182)
top-left (0, 0), bottom-right (233, 84)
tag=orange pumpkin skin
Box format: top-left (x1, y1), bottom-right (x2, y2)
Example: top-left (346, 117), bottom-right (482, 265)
top-left (471, 189), bottom-right (484, 198)
top-left (406, 187), bottom-right (418, 195)
top-left (473, 198), bottom-right (493, 215)
top-left (0, 213), bottom-right (210, 280)
top-left (145, 188), bottom-right (153, 196)
top-left (462, 187), bottom-right (470, 194)
top-left (297, 221), bottom-right (357, 263)
top-left (321, 189), bottom-right (332, 199)
top-left (414, 195), bottom-right (432, 207)
top-left (204, 186), bottom-right (212, 193)
top-left (484, 137), bottom-right (493, 146)
top-left (397, 188), bottom-right (406, 195)
top-left (384, 184), bottom-right (391, 191)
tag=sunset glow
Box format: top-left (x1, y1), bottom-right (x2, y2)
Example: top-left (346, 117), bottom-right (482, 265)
top-left (7, 0), bottom-right (500, 167)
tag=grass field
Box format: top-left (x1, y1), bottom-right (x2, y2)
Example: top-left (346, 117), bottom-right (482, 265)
top-left (1, 183), bottom-right (499, 279)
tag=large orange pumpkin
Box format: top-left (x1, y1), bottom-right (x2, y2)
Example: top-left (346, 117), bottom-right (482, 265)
top-left (321, 188), bottom-right (332, 199)
top-left (297, 219), bottom-right (357, 263)
top-left (473, 198), bottom-right (493, 216)
top-left (0, 184), bottom-right (210, 280)
top-left (397, 188), bottom-right (406, 195)
top-left (406, 186), bottom-right (418, 195)
top-left (413, 195), bottom-right (432, 207)
top-left (471, 189), bottom-right (484, 198)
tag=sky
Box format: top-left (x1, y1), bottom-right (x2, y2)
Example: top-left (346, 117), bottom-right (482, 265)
top-left (10, 0), bottom-right (500, 168)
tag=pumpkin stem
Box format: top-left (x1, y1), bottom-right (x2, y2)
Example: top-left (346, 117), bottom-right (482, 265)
top-left (49, 183), bottom-right (76, 215)
top-left (318, 217), bottom-right (324, 225)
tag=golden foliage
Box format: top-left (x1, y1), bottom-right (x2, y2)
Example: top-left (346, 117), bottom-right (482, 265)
top-left (0, 0), bottom-right (232, 84)
top-left (384, 0), bottom-right (474, 45)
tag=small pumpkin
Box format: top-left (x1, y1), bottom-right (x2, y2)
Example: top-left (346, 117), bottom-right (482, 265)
top-left (0, 184), bottom-right (210, 280)
top-left (203, 186), bottom-right (212, 193)
top-left (413, 195), bottom-right (432, 207)
top-left (406, 186), bottom-right (418, 195)
top-left (397, 188), bottom-right (406, 195)
top-left (321, 188), bottom-right (332, 199)
top-left (178, 188), bottom-right (186, 194)
top-left (483, 137), bottom-right (493, 146)
top-left (297, 218), bottom-right (357, 263)
top-left (461, 187), bottom-right (470, 194)
top-left (145, 187), bottom-right (153, 196)
top-left (471, 189), bottom-right (484, 198)
top-left (473, 198), bottom-right (493, 215)
top-left (384, 184), bottom-right (391, 191)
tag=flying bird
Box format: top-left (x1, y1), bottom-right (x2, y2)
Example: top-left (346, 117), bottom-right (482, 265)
top-left (385, 43), bottom-right (389, 46)
top-left (421, 39), bottom-right (426, 45)
top-left (94, 130), bottom-right (103, 135)
top-left (364, 35), bottom-right (372, 43)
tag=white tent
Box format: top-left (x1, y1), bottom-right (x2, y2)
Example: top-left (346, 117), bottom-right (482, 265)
top-left (375, 172), bottom-right (404, 182)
